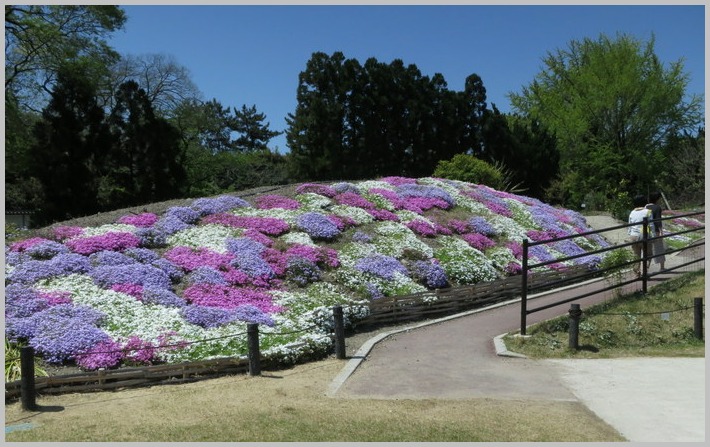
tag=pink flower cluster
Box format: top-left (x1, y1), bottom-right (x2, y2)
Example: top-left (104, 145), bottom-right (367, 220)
top-left (9, 237), bottom-right (49, 252)
top-left (462, 233), bottom-right (496, 251)
top-left (183, 284), bottom-right (283, 313)
top-left (335, 192), bottom-right (375, 209)
top-left (285, 244), bottom-right (340, 268)
top-left (164, 246), bottom-right (233, 271)
top-left (65, 232), bottom-right (141, 255)
top-left (38, 291), bottom-right (73, 306)
top-left (117, 213), bottom-right (160, 227)
top-left (381, 176), bottom-right (417, 186)
top-left (203, 213), bottom-right (290, 235)
top-left (111, 283), bottom-right (144, 299)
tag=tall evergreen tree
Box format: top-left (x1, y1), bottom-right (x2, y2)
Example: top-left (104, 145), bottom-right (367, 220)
top-left (30, 67), bottom-right (112, 225)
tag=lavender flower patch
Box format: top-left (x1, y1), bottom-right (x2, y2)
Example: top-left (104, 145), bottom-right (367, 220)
top-left (295, 183), bottom-right (338, 197)
top-left (4, 284), bottom-right (50, 320)
top-left (469, 216), bottom-right (498, 237)
top-left (89, 250), bottom-right (137, 267)
top-left (8, 253), bottom-right (91, 284)
top-left (397, 184), bottom-right (455, 208)
top-left (355, 254), bottom-right (408, 280)
top-left (411, 260), bottom-right (449, 289)
top-left (255, 194), bottom-right (301, 210)
top-left (125, 247), bottom-right (160, 263)
top-left (352, 231), bottom-right (373, 243)
top-left (332, 182), bottom-right (360, 194)
top-left (233, 304), bottom-right (275, 326)
top-left (187, 266), bottom-right (229, 285)
top-left (142, 286), bottom-right (187, 307)
top-left (296, 212), bottom-right (341, 240)
top-left (231, 252), bottom-right (275, 279)
top-left (286, 257), bottom-right (322, 286)
top-left (226, 237), bottom-right (266, 256)
top-left (181, 305), bottom-right (238, 328)
top-left (528, 245), bottom-right (556, 264)
top-left (191, 195), bottom-right (251, 216)
top-left (164, 206), bottom-right (201, 224)
top-left (117, 212), bottom-right (160, 227)
top-left (24, 240), bottom-right (70, 260)
top-left (65, 232), bottom-right (141, 255)
top-left (152, 258), bottom-right (185, 282)
top-left (89, 263), bottom-right (172, 290)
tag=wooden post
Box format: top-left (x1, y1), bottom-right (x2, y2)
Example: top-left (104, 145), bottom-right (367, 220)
top-left (520, 239), bottom-right (529, 335)
top-left (568, 304), bottom-right (582, 350)
top-left (694, 297), bottom-right (704, 340)
top-left (247, 323), bottom-right (261, 376)
top-left (20, 346), bottom-right (37, 411)
top-left (333, 305), bottom-right (346, 359)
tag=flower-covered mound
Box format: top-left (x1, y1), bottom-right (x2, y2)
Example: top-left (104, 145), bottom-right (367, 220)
top-left (6, 176), bottom-right (689, 372)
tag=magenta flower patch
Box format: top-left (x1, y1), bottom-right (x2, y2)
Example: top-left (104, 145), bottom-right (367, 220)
top-left (163, 246), bottom-right (234, 272)
top-left (462, 233), bottom-right (496, 251)
top-left (111, 283), bottom-right (144, 299)
top-left (66, 232), bottom-right (141, 255)
top-left (9, 237), bottom-right (50, 252)
top-left (381, 176), bottom-right (417, 186)
top-left (368, 209), bottom-right (400, 222)
top-left (335, 192), bottom-right (375, 210)
top-left (407, 219), bottom-right (437, 237)
top-left (51, 226), bottom-right (84, 241)
top-left (182, 284), bottom-right (283, 313)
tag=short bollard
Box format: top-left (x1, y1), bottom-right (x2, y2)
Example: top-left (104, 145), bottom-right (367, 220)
top-left (332, 305), bottom-right (346, 359)
top-left (694, 297), bottom-right (704, 340)
top-left (247, 323), bottom-right (261, 376)
top-left (568, 303), bottom-right (582, 350)
top-left (20, 346), bottom-right (38, 411)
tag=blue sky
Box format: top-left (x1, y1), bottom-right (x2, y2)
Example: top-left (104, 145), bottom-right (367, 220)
top-left (108, 3), bottom-right (706, 153)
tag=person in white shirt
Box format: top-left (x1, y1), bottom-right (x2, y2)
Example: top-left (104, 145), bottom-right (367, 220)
top-left (627, 194), bottom-right (653, 277)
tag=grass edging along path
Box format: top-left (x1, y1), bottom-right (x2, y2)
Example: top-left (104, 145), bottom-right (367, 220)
top-left (502, 270), bottom-right (705, 359)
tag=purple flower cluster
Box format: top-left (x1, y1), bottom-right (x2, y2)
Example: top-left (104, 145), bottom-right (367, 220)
top-left (285, 244), bottom-right (340, 268)
top-left (332, 182), bottom-right (360, 194)
top-left (286, 257), bottom-right (322, 286)
top-left (122, 336), bottom-right (157, 365)
top-left (66, 232), bottom-right (141, 255)
top-left (462, 233), bottom-right (496, 251)
top-left (411, 260), bottom-right (449, 289)
top-left (111, 283), bottom-right (144, 299)
top-left (142, 286), bottom-right (186, 307)
top-left (9, 237), bottom-right (49, 252)
top-left (203, 213), bottom-right (290, 235)
top-left (367, 209), bottom-right (401, 221)
top-left (164, 206), bottom-right (201, 224)
top-left (117, 212), bottom-right (159, 227)
top-left (24, 240), bottom-right (70, 260)
top-left (74, 339), bottom-right (123, 370)
top-left (355, 254), bottom-right (408, 280)
top-left (296, 212), bottom-right (341, 240)
top-left (231, 252), bottom-right (275, 279)
top-left (352, 231), bottom-right (373, 243)
top-left (89, 250), bottom-right (136, 267)
top-left (181, 305), bottom-right (238, 328)
top-left (232, 304), bottom-right (275, 326)
top-left (188, 266), bottom-right (229, 285)
top-left (255, 194), bottom-right (300, 210)
top-left (191, 195), bottom-right (251, 215)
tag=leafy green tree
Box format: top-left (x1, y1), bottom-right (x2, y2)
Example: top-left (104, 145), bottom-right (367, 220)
top-left (30, 67), bottom-right (113, 225)
top-left (104, 81), bottom-right (187, 208)
top-left (5, 5), bottom-right (126, 110)
top-left (433, 154), bottom-right (504, 189)
top-left (234, 104), bottom-right (282, 152)
top-left (5, 92), bottom-right (44, 211)
top-left (508, 33), bottom-right (704, 208)
top-left (659, 127), bottom-right (705, 207)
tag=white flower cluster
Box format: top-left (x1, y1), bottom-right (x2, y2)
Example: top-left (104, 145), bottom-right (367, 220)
top-left (278, 231), bottom-right (317, 247)
top-left (296, 192), bottom-right (332, 211)
top-left (372, 221), bottom-right (434, 258)
top-left (330, 205), bottom-right (375, 225)
top-left (435, 236), bottom-right (499, 284)
top-left (166, 224), bottom-right (242, 253)
top-left (489, 215), bottom-right (529, 240)
top-left (504, 199), bottom-right (537, 229)
top-left (79, 223), bottom-right (137, 237)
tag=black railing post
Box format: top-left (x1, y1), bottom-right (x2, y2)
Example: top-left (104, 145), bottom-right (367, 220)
top-left (247, 323), bottom-right (261, 376)
top-left (642, 216), bottom-right (649, 293)
top-left (568, 304), bottom-right (582, 350)
top-left (332, 305), bottom-right (346, 359)
top-left (20, 346), bottom-right (38, 411)
top-left (521, 239), bottom-right (529, 335)
top-left (694, 297), bottom-right (704, 340)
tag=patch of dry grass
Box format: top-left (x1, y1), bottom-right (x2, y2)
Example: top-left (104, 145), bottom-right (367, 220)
top-left (4, 358), bottom-right (624, 442)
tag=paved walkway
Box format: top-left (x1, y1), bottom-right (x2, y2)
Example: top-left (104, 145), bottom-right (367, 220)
top-left (328, 218), bottom-right (705, 442)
